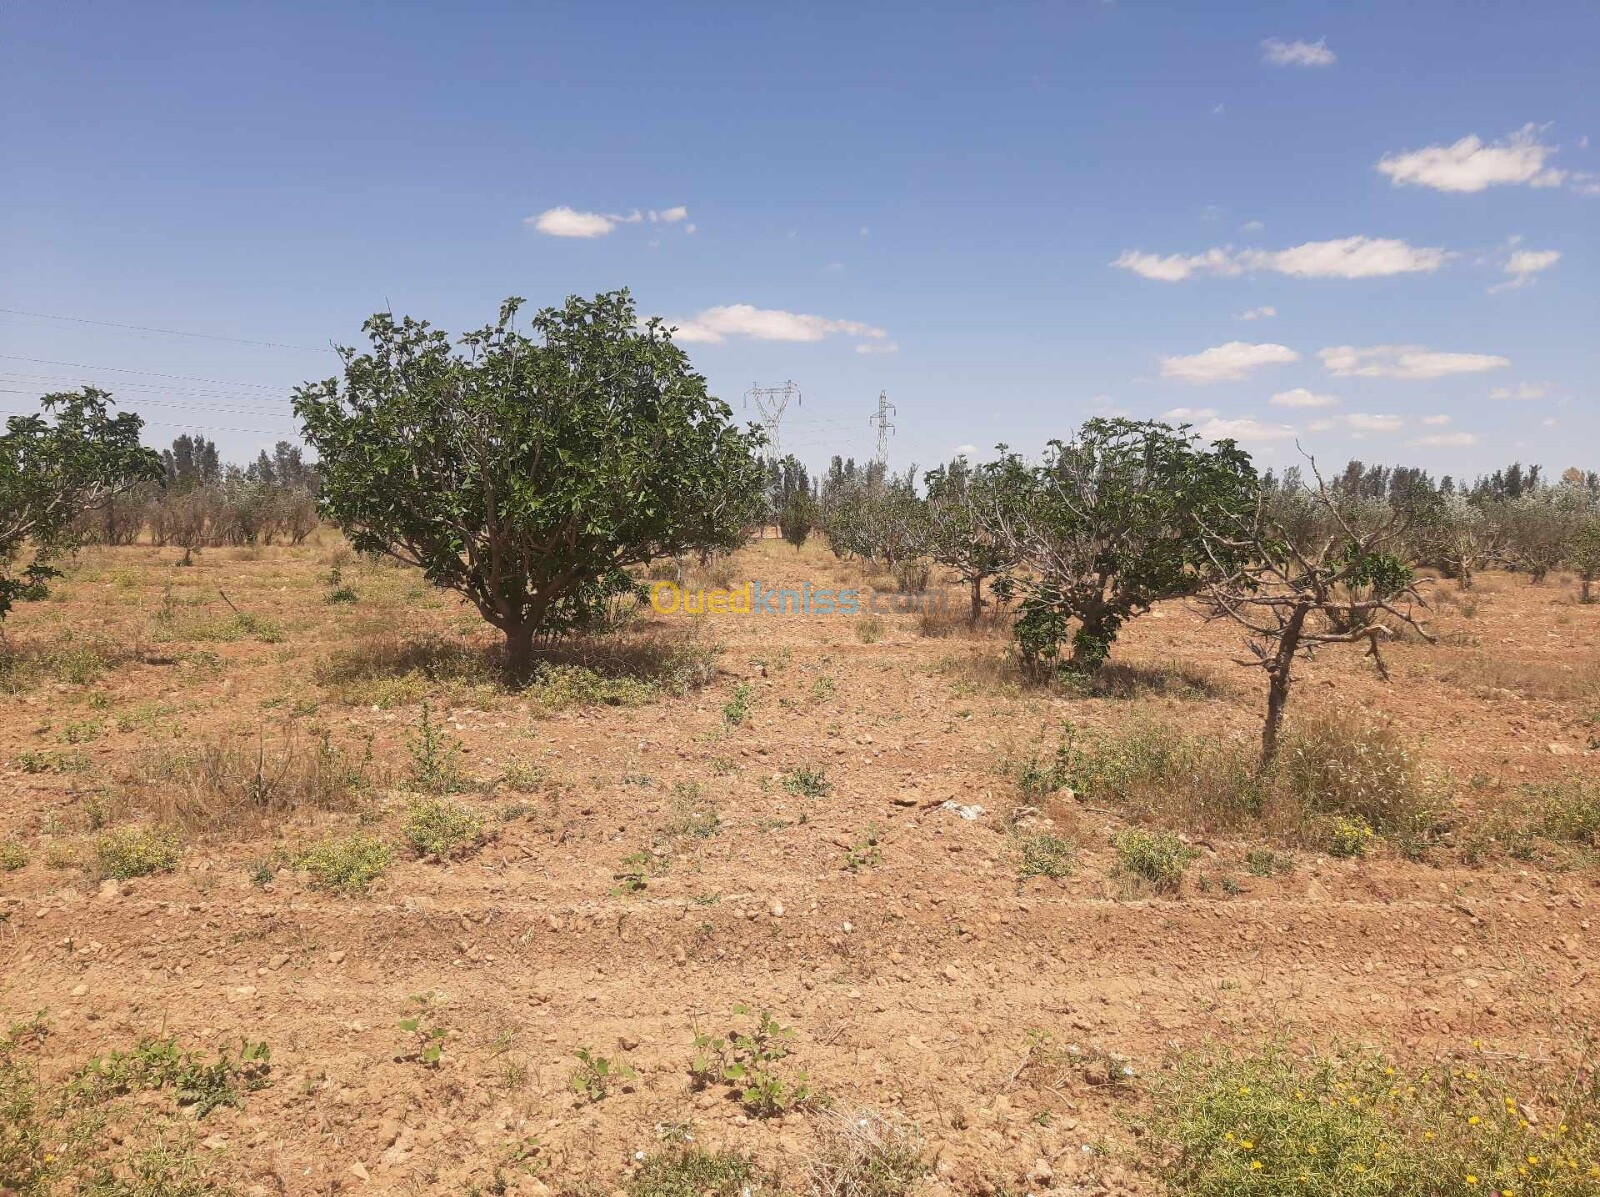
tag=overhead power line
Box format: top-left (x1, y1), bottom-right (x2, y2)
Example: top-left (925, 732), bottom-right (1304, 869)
top-left (0, 353), bottom-right (292, 390)
top-left (0, 370), bottom-right (291, 403)
top-left (0, 307), bottom-right (335, 353)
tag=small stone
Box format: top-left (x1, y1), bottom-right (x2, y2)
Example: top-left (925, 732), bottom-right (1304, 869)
top-left (328, 950), bottom-right (346, 965)
top-left (348, 1161), bottom-right (369, 1182)
top-left (267, 953), bottom-right (290, 971)
top-left (770, 899), bottom-right (785, 918)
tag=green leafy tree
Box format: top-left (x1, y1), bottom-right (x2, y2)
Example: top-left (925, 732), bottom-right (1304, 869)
top-left (768, 455), bottom-right (815, 549)
top-left (1, 388), bottom-right (162, 620)
top-left (294, 292), bottom-right (766, 675)
top-left (991, 419), bottom-right (1257, 674)
top-left (1573, 515), bottom-right (1600, 604)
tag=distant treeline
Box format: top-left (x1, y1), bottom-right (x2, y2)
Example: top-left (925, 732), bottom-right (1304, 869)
top-left (83, 433), bottom-right (321, 549)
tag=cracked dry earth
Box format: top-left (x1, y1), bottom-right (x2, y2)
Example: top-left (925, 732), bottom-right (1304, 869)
top-left (2, 536), bottom-right (1597, 1195)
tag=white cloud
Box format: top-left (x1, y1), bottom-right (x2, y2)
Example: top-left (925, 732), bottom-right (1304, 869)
top-left (1491, 247), bottom-right (1562, 292)
top-left (1114, 236), bottom-right (1448, 281)
top-left (527, 204), bottom-right (690, 237)
top-left (1319, 344), bottom-right (1510, 380)
top-left (1159, 341), bottom-right (1300, 383)
top-left (667, 304), bottom-right (889, 345)
top-left (1269, 387), bottom-right (1338, 408)
top-left (1242, 219), bottom-right (1266, 232)
top-left (854, 340), bottom-right (900, 355)
top-left (1112, 247), bottom-right (1241, 281)
top-left (1376, 124), bottom-right (1566, 193)
top-left (1242, 236), bottom-right (1449, 278)
top-left (1261, 38), bottom-right (1336, 67)
top-left (1412, 431), bottom-right (1481, 447)
top-left (955, 444), bottom-right (976, 456)
top-left (1489, 381), bottom-right (1548, 400)
top-left (1162, 407), bottom-right (1219, 420)
top-left (1345, 413), bottom-right (1405, 433)
top-left (1420, 414), bottom-right (1452, 426)
top-left (527, 206), bottom-right (617, 238)
top-left (1307, 419), bottom-right (1336, 432)
top-left (1505, 248), bottom-right (1560, 276)
top-left (1238, 305), bottom-right (1277, 320)
top-left (1195, 416), bottom-right (1298, 442)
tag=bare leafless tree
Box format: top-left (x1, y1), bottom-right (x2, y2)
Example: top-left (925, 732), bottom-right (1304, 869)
top-left (1200, 456), bottom-right (1434, 767)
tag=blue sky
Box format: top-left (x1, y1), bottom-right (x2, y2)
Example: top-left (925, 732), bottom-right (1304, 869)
top-left (2, 1), bottom-right (1595, 481)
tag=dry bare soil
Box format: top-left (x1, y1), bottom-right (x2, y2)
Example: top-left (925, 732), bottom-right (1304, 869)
top-left (2, 536), bottom-right (1598, 1195)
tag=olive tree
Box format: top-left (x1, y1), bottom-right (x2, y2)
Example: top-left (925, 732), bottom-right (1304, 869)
top-left (294, 292), bottom-right (767, 675)
top-left (1, 388), bottom-right (162, 621)
top-left (1574, 515), bottom-right (1600, 604)
top-left (989, 419), bottom-right (1257, 674)
top-left (1201, 465), bottom-right (1432, 767)
top-left (1497, 491), bottom-right (1578, 583)
top-left (1426, 493), bottom-right (1498, 589)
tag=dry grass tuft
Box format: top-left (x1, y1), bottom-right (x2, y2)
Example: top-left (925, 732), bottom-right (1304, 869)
top-left (122, 729), bottom-right (376, 832)
top-left (1437, 653), bottom-right (1600, 702)
top-left (1066, 708), bottom-right (1438, 854)
top-left (807, 1107), bottom-right (927, 1197)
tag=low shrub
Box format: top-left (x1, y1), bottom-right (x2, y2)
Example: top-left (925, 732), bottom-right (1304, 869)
top-left (94, 826), bottom-right (181, 880)
top-left (1015, 832), bottom-right (1076, 880)
top-left (401, 798), bottom-right (490, 859)
top-left (293, 833), bottom-right (391, 894)
top-left (1114, 828), bottom-right (1195, 891)
top-left (1144, 1041), bottom-right (1600, 1197)
top-left (781, 765), bottom-right (831, 798)
top-left (628, 1145), bottom-right (776, 1197)
top-left (1460, 779), bottom-right (1600, 867)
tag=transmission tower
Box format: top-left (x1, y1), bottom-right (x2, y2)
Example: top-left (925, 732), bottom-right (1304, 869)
top-left (868, 390), bottom-right (896, 467)
top-left (744, 381), bottom-right (801, 458)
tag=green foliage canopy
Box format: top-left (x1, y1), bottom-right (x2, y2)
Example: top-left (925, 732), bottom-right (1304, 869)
top-left (0, 387), bottom-right (162, 619)
top-left (993, 418), bottom-right (1258, 673)
top-left (293, 291), bottom-right (766, 672)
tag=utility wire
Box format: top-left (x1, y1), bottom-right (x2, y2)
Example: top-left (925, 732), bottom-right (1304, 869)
top-left (0, 370), bottom-right (291, 403)
top-left (0, 307), bottom-right (334, 353)
top-left (0, 353), bottom-right (292, 390)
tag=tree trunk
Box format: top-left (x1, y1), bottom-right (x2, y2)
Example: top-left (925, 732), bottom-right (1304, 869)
top-left (968, 575), bottom-right (984, 625)
top-left (504, 622), bottom-right (536, 680)
top-left (1260, 605), bottom-right (1308, 769)
top-left (1262, 667), bottom-right (1291, 767)
top-left (1067, 610), bottom-right (1115, 673)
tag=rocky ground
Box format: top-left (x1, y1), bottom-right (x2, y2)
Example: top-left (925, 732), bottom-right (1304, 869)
top-left (2, 536), bottom-right (1596, 1195)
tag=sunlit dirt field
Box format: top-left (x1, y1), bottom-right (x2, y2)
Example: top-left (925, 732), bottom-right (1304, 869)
top-left (2, 534), bottom-right (1597, 1194)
